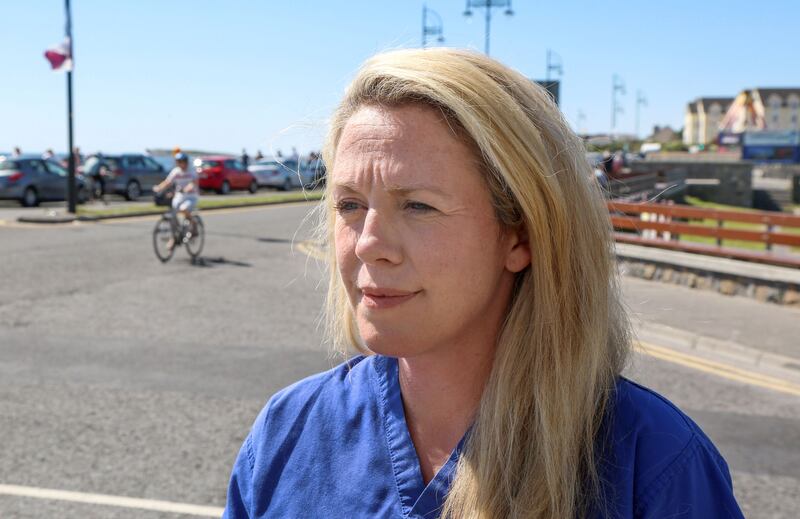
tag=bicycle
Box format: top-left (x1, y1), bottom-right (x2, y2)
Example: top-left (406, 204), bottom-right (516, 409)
top-left (152, 207), bottom-right (205, 263)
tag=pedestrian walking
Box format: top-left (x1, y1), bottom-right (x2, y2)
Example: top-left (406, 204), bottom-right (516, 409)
top-left (241, 148), bottom-right (249, 170)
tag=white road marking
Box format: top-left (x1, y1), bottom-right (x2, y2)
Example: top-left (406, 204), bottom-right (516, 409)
top-left (0, 484), bottom-right (224, 517)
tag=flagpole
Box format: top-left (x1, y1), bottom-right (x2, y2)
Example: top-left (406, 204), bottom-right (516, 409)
top-left (65, 0), bottom-right (76, 213)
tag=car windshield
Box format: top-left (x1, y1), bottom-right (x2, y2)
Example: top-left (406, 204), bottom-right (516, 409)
top-left (47, 161), bottom-right (68, 177)
top-left (195, 160), bottom-right (221, 169)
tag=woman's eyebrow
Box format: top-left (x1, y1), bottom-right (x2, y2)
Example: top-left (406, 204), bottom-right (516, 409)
top-left (384, 183), bottom-right (452, 199)
top-left (332, 180), bottom-right (452, 199)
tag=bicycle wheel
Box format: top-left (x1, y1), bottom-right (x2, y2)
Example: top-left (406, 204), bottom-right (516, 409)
top-left (184, 215), bottom-right (205, 259)
top-left (153, 215), bottom-right (175, 263)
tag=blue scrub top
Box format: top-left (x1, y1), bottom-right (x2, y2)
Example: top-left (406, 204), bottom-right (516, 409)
top-left (224, 355), bottom-right (744, 518)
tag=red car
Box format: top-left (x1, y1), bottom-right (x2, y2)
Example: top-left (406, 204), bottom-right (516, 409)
top-left (195, 155), bottom-right (258, 194)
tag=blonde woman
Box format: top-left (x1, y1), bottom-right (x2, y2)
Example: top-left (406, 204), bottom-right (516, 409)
top-left (224, 49), bottom-right (743, 518)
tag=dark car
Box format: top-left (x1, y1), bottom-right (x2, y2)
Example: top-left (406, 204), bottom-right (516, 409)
top-left (82, 153), bottom-right (168, 200)
top-left (195, 155), bottom-right (258, 194)
top-left (0, 155), bottom-right (90, 207)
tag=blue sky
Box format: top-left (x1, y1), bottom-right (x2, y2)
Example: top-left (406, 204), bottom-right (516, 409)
top-left (2, 0), bottom-right (798, 155)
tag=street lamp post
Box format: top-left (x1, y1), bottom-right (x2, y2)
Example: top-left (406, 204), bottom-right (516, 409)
top-left (546, 49), bottom-right (563, 81)
top-left (577, 110), bottom-right (587, 134)
top-left (611, 74), bottom-right (626, 135)
top-left (422, 4), bottom-right (445, 48)
top-left (463, 0), bottom-right (514, 56)
top-left (635, 90), bottom-right (648, 138)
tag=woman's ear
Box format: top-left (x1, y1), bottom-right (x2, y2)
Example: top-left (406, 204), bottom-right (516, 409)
top-left (505, 226), bottom-right (531, 273)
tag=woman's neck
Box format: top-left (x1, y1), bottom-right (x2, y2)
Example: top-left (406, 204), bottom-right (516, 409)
top-left (397, 342), bottom-right (494, 484)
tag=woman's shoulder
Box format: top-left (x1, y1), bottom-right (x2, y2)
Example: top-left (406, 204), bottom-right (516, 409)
top-left (249, 355), bottom-right (377, 438)
top-left (604, 378), bottom-right (741, 517)
top-left (611, 377), bottom-right (703, 442)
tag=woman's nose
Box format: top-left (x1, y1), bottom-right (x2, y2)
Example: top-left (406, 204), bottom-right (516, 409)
top-left (354, 209), bottom-right (403, 265)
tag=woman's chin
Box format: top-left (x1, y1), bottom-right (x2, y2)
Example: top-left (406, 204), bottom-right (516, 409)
top-left (359, 325), bottom-right (429, 359)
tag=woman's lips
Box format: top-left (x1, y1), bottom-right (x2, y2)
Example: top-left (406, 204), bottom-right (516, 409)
top-left (360, 288), bottom-right (420, 309)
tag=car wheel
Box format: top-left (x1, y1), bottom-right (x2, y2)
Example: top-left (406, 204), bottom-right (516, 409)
top-left (125, 180), bottom-right (141, 200)
top-left (22, 187), bottom-right (39, 207)
top-left (219, 180), bottom-right (231, 195)
top-left (248, 180), bottom-right (258, 194)
top-left (281, 178), bottom-right (292, 191)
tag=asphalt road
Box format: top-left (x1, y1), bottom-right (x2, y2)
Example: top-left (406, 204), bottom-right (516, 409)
top-left (1, 202), bottom-right (798, 518)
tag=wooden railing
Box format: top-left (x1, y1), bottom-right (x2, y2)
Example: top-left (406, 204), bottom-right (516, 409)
top-left (607, 201), bottom-right (800, 268)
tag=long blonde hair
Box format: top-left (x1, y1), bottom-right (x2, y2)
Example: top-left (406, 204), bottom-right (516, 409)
top-left (319, 48), bottom-right (630, 519)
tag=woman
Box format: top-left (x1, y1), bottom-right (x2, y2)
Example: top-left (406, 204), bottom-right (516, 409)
top-left (224, 49), bottom-right (743, 518)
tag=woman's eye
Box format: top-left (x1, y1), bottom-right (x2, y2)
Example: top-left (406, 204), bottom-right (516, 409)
top-left (405, 201), bottom-right (435, 212)
top-left (334, 200), bottom-right (362, 213)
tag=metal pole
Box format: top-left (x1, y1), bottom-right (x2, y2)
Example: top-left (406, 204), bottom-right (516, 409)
top-left (546, 50), bottom-right (551, 81)
top-left (65, 0), bottom-right (76, 213)
top-left (611, 75), bottom-right (625, 135)
top-left (422, 4), bottom-right (427, 48)
top-left (485, 1), bottom-right (491, 56)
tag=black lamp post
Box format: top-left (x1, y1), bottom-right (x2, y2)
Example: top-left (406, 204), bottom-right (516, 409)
top-left (463, 0), bottom-right (513, 56)
top-left (65, 0), bottom-right (76, 213)
top-left (422, 4), bottom-right (445, 48)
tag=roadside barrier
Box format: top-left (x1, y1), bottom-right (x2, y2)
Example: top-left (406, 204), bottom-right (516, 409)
top-left (608, 201), bottom-right (800, 268)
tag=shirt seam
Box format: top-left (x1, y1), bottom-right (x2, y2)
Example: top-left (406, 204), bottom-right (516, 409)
top-left (373, 357), bottom-right (412, 519)
top-left (245, 433), bottom-right (256, 472)
top-left (633, 432), bottom-right (701, 517)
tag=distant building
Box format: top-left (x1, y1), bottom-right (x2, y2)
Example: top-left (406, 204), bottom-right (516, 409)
top-left (647, 125), bottom-right (680, 144)
top-left (684, 97), bottom-right (734, 146)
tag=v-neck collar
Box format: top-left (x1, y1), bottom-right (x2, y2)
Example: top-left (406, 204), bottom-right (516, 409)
top-left (372, 355), bottom-right (466, 519)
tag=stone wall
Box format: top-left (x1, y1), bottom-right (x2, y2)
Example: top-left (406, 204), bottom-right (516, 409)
top-left (631, 159), bottom-right (753, 207)
top-left (620, 259), bottom-right (800, 307)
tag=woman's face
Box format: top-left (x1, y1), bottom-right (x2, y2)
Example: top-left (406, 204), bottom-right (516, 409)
top-left (331, 104), bottom-right (530, 359)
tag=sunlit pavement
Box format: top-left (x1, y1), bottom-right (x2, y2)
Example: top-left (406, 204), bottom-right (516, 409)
top-left (0, 202), bottom-right (797, 518)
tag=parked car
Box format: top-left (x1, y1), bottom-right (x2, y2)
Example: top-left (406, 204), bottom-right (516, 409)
top-left (0, 155), bottom-right (90, 206)
top-left (302, 157), bottom-right (326, 188)
top-left (195, 156), bottom-right (258, 194)
top-left (248, 157), bottom-right (316, 191)
top-left (82, 153), bottom-right (168, 200)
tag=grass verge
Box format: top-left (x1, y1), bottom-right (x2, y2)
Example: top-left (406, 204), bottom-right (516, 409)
top-left (680, 196), bottom-right (800, 251)
top-left (77, 190), bottom-right (322, 218)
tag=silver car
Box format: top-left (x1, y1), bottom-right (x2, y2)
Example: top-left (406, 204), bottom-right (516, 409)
top-left (83, 153), bottom-right (168, 200)
top-left (248, 158), bottom-right (315, 191)
top-left (0, 155), bottom-right (89, 207)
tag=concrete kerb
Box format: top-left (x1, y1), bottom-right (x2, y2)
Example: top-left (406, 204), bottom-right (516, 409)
top-left (635, 320), bottom-right (800, 382)
top-left (16, 197), bottom-right (322, 224)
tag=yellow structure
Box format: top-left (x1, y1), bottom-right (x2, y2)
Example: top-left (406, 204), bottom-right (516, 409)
top-left (684, 97), bottom-right (733, 145)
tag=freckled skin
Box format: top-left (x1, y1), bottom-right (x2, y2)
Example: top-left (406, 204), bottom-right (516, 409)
top-left (332, 104), bottom-right (530, 361)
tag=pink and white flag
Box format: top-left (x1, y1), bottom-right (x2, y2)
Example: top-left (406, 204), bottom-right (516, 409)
top-left (44, 37), bottom-right (73, 71)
